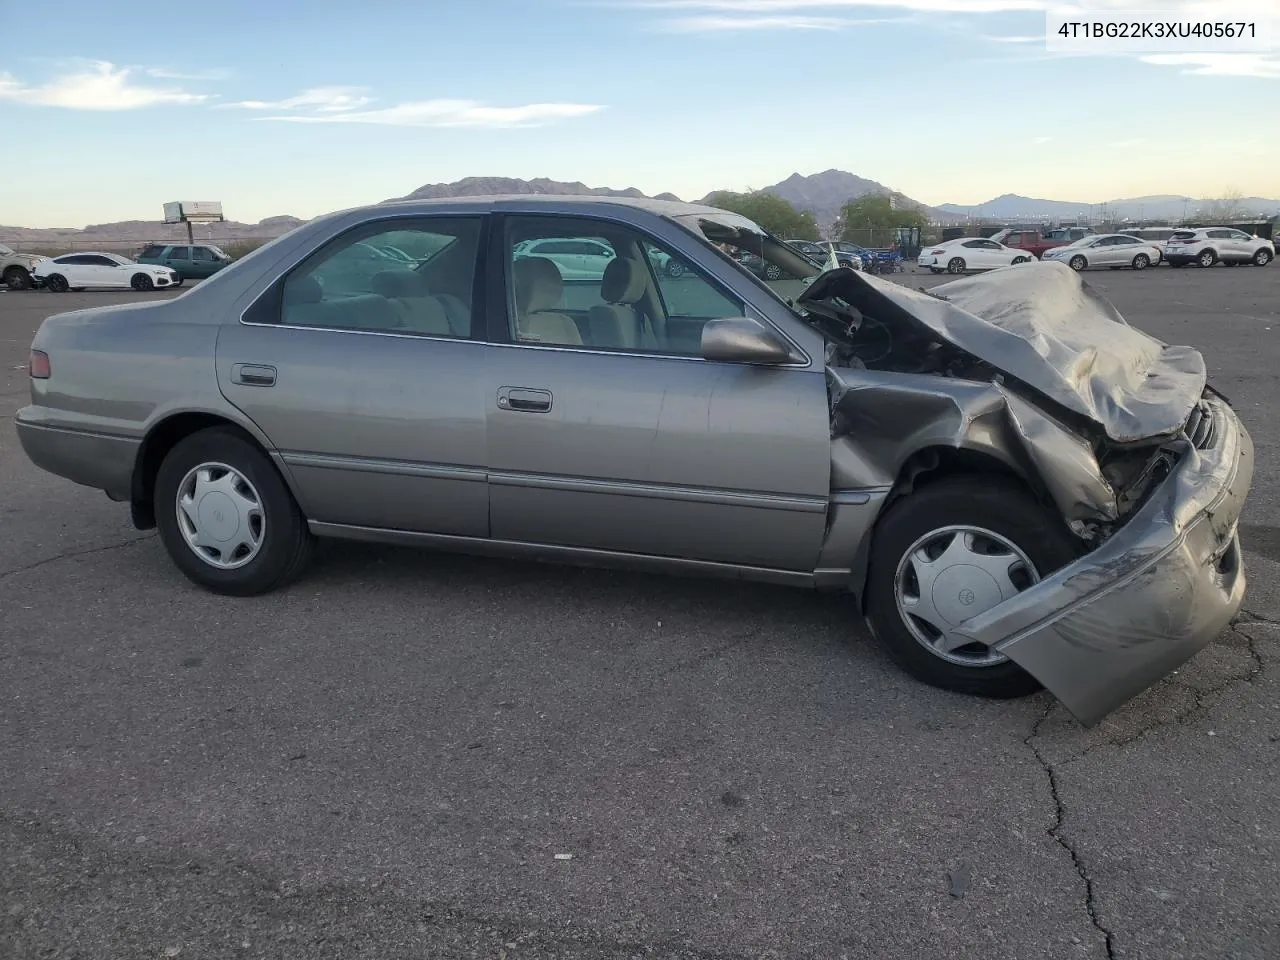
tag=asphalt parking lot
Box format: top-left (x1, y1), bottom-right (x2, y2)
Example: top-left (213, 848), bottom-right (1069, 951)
top-left (2, 265), bottom-right (1278, 960)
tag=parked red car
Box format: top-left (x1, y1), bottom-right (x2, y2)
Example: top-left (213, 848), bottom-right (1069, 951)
top-left (990, 227), bottom-right (1095, 259)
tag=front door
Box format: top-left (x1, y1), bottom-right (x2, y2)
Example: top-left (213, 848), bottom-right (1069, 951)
top-left (215, 215), bottom-right (491, 537)
top-left (481, 212), bottom-right (831, 572)
top-left (191, 246), bottom-right (222, 278)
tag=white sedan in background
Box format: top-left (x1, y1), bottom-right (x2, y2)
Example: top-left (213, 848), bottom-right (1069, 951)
top-left (917, 237), bottom-right (1034, 274)
top-left (33, 252), bottom-right (180, 292)
top-left (1041, 234), bottom-right (1162, 272)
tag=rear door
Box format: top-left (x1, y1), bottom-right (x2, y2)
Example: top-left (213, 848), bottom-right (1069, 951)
top-left (480, 210), bottom-right (831, 572)
top-left (214, 215), bottom-right (491, 537)
top-left (166, 245), bottom-right (192, 277)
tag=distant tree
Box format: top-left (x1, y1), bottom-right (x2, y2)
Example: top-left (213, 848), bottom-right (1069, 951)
top-left (838, 193), bottom-right (929, 240)
top-left (1202, 187), bottom-right (1247, 222)
top-left (704, 190), bottom-right (819, 240)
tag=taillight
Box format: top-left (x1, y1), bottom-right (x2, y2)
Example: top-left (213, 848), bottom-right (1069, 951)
top-left (29, 350), bottom-right (50, 379)
top-left (930, 248), bottom-right (945, 255)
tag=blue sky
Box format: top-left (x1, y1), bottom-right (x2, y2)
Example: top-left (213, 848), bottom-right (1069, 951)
top-left (2, 0), bottom-right (1277, 227)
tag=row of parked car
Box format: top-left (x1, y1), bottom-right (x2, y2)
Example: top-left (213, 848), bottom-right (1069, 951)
top-left (0, 242), bottom-right (235, 291)
top-left (917, 226), bottom-right (1275, 275)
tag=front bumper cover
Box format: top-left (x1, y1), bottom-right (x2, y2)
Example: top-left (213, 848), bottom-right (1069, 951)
top-left (952, 393), bottom-right (1253, 726)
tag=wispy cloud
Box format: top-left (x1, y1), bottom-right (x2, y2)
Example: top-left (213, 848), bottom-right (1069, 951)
top-left (0, 60), bottom-right (209, 109)
top-left (988, 34), bottom-right (1040, 43)
top-left (1032, 135), bottom-right (1053, 144)
top-left (221, 86), bottom-right (375, 112)
top-left (1140, 53), bottom-right (1280, 79)
top-left (144, 66), bottom-right (231, 81)
top-left (656, 14), bottom-right (845, 30)
top-left (252, 98), bottom-right (605, 129)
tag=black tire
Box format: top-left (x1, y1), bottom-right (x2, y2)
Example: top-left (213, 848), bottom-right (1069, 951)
top-left (763, 262), bottom-right (782, 281)
top-left (930, 268), bottom-right (943, 274)
top-left (665, 260), bottom-right (685, 279)
top-left (1197, 249), bottom-right (1217, 267)
top-left (153, 426), bottom-right (314, 596)
top-left (1068, 255), bottom-right (1087, 271)
top-left (864, 476), bottom-right (1081, 699)
top-left (1254, 248), bottom-right (1273, 266)
top-left (45, 274), bottom-right (69, 292)
top-left (1132, 253), bottom-right (1150, 270)
top-left (947, 257), bottom-right (966, 274)
top-left (132, 273), bottom-right (155, 291)
top-left (3, 266), bottom-right (31, 291)
top-left (1012, 256), bottom-right (1030, 265)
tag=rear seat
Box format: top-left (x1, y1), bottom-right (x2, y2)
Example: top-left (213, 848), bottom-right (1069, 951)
top-left (372, 270), bottom-right (470, 336)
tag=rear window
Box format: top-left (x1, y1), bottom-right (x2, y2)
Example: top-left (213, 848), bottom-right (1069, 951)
top-left (1171, 231), bottom-right (1197, 240)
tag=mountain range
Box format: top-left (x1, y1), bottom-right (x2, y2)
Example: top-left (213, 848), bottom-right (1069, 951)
top-left (4, 173), bottom-right (1275, 247)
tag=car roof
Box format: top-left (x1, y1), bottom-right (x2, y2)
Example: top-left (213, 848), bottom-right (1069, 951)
top-left (367, 194), bottom-right (735, 220)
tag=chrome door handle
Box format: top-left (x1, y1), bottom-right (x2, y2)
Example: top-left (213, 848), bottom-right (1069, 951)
top-left (231, 363), bottom-right (276, 387)
top-left (497, 386), bottom-right (552, 413)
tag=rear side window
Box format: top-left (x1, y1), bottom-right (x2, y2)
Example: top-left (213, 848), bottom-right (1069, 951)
top-left (139, 245), bottom-right (165, 258)
top-left (168, 247), bottom-right (191, 260)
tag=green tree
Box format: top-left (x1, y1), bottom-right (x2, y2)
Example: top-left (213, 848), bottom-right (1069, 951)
top-left (837, 193), bottom-right (928, 240)
top-left (704, 190), bottom-right (819, 240)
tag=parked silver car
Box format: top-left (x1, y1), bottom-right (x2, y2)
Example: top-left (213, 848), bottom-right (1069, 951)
top-left (16, 196), bottom-right (1253, 726)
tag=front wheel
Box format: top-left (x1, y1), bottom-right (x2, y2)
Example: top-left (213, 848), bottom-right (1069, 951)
top-left (763, 262), bottom-right (783, 281)
top-left (154, 426), bottom-right (315, 596)
top-left (665, 260), bottom-right (686, 279)
top-left (45, 274), bottom-right (69, 292)
top-left (131, 273), bottom-right (155, 291)
top-left (946, 257), bottom-right (966, 275)
top-left (1132, 254), bottom-right (1150, 270)
top-left (1252, 249), bottom-right (1272, 266)
top-left (3, 266), bottom-right (31, 290)
top-left (864, 476), bottom-right (1081, 699)
top-left (1068, 255), bottom-right (1087, 271)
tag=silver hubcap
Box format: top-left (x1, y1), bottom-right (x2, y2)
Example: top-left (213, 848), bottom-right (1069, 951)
top-left (894, 525), bottom-right (1040, 667)
top-left (175, 462), bottom-right (266, 570)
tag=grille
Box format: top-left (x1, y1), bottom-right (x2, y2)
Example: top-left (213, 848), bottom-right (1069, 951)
top-left (1185, 400), bottom-right (1216, 450)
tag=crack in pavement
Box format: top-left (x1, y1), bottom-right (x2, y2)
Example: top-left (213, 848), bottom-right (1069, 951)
top-left (1025, 704), bottom-right (1117, 960)
top-left (0, 534), bottom-right (155, 584)
top-left (1065, 615), bottom-right (1276, 762)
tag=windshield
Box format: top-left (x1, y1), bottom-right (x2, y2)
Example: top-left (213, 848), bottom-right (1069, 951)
top-left (671, 211), bottom-right (823, 309)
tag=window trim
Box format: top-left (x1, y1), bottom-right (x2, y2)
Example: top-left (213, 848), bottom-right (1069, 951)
top-left (487, 211), bottom-right (812, 368)
top-left (239, 213), bottom-right (489, 342)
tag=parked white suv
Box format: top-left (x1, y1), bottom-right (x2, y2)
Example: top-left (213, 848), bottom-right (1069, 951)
top-left (1164, 227), bottom-right (1274, 268)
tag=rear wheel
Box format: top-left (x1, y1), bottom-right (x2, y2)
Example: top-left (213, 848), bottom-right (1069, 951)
top-left (1068, 255), bottom-right (1087, 271)
top-left (1197, 249), bottom-right (1217, 267)
top-left (131, 273), bottom-right (155, 291)
top-left (864, 477), bottom-right (1081, 699)
top-left (763, 262), bottom-right (783, 281)
top-left (3, 266), bottom-right (31, 291)
top-left (665, 260), bottom-right (685, 279)
top-left (45, 274), bottom-right (69, 292)
top-left (947, 257), bottom-right (966, 274)
top-left (1253, 248), bottom-right (1272, 266)
top-left (153, 427), bottom-right (314, 596)
top-left (1132, 253), bottom-right (1150, 270)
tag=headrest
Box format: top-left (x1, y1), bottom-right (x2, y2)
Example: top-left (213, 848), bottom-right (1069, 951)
top-left (601, 258), bottom-right (646, 305)
top-left (513, 256), bottom-right (563, 313)
top-left (371, 270), bottom-right (428, 299)
top-left (284, 275), bottom-right (322, 304)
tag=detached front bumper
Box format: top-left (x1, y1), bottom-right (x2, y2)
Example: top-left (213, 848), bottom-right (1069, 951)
top-left (952, 393), bottom-right (1253, 726)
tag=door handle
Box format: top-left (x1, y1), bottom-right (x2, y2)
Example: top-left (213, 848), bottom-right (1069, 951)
top-left (231, 363), bottom-right (277, 387)
top-left (497, 386), bottom-right (552, 413)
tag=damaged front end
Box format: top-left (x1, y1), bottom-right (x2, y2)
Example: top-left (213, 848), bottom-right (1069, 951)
top-left (801, 262), bottom-right (1252, 725)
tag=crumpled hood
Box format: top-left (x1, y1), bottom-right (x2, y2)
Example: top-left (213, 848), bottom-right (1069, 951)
top-left (820, 262), bottom-right (1206, 443)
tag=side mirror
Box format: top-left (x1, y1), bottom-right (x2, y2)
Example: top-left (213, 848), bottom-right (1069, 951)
top-left (701, 316), bottom-right (794, 365)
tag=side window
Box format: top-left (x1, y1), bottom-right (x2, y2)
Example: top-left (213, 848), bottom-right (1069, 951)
top-left (168, 247), bottom-right (191, 260)
top-left (278, 218), bottom-right (481, 337)
top-left (59, 255), bottom-right (91, 265)
top-left (89, 255), bottom-right (120, 266)
top-left (962, 240), bottom-right (983, 249)
top-left (503, 214), bottom-right (746, 357)
top-left (139, 245), bottom-right (165, 258)
top-left (192, 247), bottom-right (215, 261)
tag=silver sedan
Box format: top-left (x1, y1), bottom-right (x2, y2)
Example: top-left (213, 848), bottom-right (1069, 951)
top-left (1041, 233), bottom-right (1163, 271)
top-left (16, 196), bottom-right (1253, 726)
